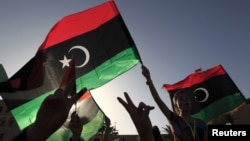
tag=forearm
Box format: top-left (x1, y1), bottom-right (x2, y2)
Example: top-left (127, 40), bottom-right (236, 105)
top-left (146, 79), bottom-right (166, 108)
top-left (26, 123), bottom-right (52, 141)
top-left (146, 77), bottom-right (171, 118)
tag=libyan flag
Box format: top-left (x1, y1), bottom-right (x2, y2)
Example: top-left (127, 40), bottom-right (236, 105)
top-left (163, 64), bottom-right (246, 123)
top-left (0, 52), bottom-right (45, 92)
top-left (1, 0), bottom-right (140, 135)
top-left (0, 0), bottom-right (141, 93)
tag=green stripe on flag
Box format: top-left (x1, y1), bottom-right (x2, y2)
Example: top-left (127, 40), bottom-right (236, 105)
top-left (11, 90), bottom-right (54, 130)
top-left (192, 92), bottom-right (245, 123)
top-left (76, 47), bottom-right (140, 90)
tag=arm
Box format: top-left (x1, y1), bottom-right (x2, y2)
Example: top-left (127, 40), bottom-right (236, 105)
top-left (141, 65), bottom-right (172, 120)
top-left (69, 112), bottom-right (84, 141)
top-left (117, 92), bottom-right (155, 141)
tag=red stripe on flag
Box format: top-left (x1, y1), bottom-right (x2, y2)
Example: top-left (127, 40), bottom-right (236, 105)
top-left (164, 65), bottom-right (226, 91)
top-left (80, 91), bottom-right (91, 100)
top-left (38, 1), bottom-right (119, 51)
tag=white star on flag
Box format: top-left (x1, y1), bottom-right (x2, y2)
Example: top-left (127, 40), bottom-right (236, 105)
top-left (59, 55), bottom-right (72, 69)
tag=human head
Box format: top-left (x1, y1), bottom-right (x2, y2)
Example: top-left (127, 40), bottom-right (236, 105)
top-left (172, 90), bottom-right (192, 115)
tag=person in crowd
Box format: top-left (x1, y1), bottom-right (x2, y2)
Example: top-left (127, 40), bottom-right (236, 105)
top-left (152, 125), bottom-right (163, 141)
top-left (117, 92), bottom-right (155, 141)
top-left (141, 65), bottom-right (207, 141)
top-left (12, 78), bottom-right (86, 141)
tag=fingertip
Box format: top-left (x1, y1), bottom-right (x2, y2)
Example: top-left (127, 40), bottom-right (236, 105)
top-left (117, 97), bottom-right (126, 105)
top-left (124, 92), bottom-right (129, 98)
top-left (117, 97), bottom-right (122, 102)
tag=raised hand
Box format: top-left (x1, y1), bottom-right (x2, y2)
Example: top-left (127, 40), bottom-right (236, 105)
top-left (117, 92), bottom-right (154, 141)
top-left (26, 78), bottom-right (86, 141)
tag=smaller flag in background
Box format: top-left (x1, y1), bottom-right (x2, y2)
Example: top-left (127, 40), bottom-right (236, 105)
top-left (47, 91), bottom-right (104, 141)
top-left (163, 64), bottom-right (246, 123)
top-left (0, 52), bottom-right (46, 92)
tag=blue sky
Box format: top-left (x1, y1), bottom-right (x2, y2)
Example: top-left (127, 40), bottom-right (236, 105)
top-left (1, 0), bottom-right (250, 135)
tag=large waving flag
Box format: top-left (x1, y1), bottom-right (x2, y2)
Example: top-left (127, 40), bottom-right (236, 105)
top-left (163, 64), bottom-right (246, 123)
top-left (0, 1), bottom-right (140, 93)
top-left (1, 0), bottom-right (140, 132)
top-left (38, 0), bottom-right (141, 90)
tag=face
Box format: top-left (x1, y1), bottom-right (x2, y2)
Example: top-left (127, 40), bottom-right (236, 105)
top-left (174, 93), bottom-right (192, 113)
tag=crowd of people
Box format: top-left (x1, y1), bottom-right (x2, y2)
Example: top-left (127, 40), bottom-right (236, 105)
top-left (13, 64), bottom-right (234, 141)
